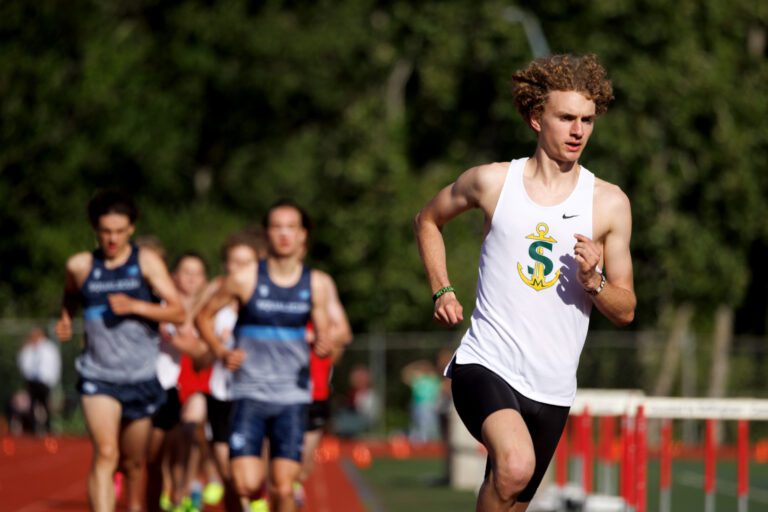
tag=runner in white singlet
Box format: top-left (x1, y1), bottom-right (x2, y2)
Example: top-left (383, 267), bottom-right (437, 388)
top-left (414, 54), bottom-right (636, 512)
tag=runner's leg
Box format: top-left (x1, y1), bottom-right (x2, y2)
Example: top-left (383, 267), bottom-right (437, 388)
top-left (181, 393), bottom-right (207, 493)
top-left (299, 429), bottom-right (322, 481)
top-left (232, 456), bottom-right (265, 498)
top-left (146, 427), bottom-right (168, 512)
top-left (120, 416), bottom-right (153, 512)
top-left (82, 394), bottom-right (122, 511)
top-left (476, 409), bottom-right (535, 512)
top-left (270, 458), bottom-right (302, 512)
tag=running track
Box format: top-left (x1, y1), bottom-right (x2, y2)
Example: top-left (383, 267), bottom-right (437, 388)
top-left (1, 436), bottom-right (368, 512)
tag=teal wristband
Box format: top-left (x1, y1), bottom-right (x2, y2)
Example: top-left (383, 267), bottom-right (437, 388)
top-left (432, 286), bottom-right (455, 302)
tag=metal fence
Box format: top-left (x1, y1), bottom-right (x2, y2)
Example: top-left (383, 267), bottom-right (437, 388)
top-left (1, 318), bottom-right (768, 436)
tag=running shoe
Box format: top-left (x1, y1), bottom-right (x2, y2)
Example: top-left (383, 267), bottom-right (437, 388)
top-left (250, 498), bottom-right (270, 512)
top-left (172, 496), bottom-right (199, 512)
top-left (293, 481), bottom-right (306, 508)
top-left (159, 492), bottom-right (172, 511)
top-left (113, 472), bottom-right (123, 501)
top-left (203, 481), bottom-right (225, 505)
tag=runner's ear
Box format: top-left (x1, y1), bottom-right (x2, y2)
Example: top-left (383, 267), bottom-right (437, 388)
top-left (529, 112), bottom-right (542, 133)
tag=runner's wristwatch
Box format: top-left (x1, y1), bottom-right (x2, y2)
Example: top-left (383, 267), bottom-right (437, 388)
top-left (587, 271), bottom-right (606, 296)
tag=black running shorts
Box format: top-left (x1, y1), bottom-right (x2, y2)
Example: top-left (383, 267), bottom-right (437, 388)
top-left (151, 386), bottom-right (181, 431)
top-left (206, 395), bottom-right (233, 444)
top-left (306, 399), bottom-right (331, 432)
top-left (450, 362), bottom-right (569, 503)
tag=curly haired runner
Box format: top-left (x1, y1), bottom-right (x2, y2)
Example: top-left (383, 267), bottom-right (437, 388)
top-left (414, 54), bottom-right (636, 511)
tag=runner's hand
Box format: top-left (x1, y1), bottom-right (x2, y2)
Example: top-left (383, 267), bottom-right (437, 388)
top-left (434, 292), bottom-right (463, 326)
top-left (55, 312), bottom-right (72, 342)
top-left (177, 322), bottom-right (196, 339)
top-left (172, 326), bottom-right (202, 355)
top-left (312, 328), bottom-right (333, 358)
top-left (159, 323), bottom-right (173, 342)
top-left (573, 234), bottom-right (603, 290)
top-left (223, 348), bottom-right (246, 371)
top-left (108, 293), bottom-right (138, 315)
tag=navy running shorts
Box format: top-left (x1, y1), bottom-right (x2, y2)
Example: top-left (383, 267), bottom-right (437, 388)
top-left (78, 376), bottom-right (166, 422)
top-left (228, 399), bottom-right (306, 462)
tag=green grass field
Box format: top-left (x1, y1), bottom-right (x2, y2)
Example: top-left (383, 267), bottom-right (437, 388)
top-left (645, 459), bottom-right (768, 512)
top-left (358, 458), bottom-right (476, 512)
top-left (356, 457), bottom-right (768, 512)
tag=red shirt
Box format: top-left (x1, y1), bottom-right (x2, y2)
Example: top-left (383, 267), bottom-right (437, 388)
top-left (306, 321), bottom-right (333, 401)
top-left (177, 355), bottom-right (212, 403)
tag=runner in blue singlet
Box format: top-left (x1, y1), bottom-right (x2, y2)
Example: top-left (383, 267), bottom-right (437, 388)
top-left (196, 200), bottom-right (342, 512)
top-left (56, 190), bottom-right (185, 512)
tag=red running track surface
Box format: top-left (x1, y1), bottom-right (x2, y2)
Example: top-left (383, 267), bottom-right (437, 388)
top-left (1, 436), bottom-right (367, 512)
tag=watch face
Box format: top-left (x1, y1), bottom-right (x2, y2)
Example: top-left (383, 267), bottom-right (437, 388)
top-left (587, 273), bottom-right (605, 295)
top-left (596, 273), bottom-right (606, 293)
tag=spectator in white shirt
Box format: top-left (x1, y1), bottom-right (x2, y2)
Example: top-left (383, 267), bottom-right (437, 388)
top-left (17, 327), bottom-right (61, 434)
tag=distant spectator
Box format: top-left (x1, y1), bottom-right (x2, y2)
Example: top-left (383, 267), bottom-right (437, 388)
top-left (335, 364), bottom-right (381, 437)
top-left (17, 327), bottom-right (61, 435)
top-left (5, 389), bottom-right (32, 435)
top-left (348, 364), bottom-right (380, 427)
top-left (402, 358), bottom-right (442, 443)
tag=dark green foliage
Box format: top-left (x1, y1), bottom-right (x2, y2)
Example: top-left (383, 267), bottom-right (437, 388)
top-left (2, 0), bottom-right (768, 331)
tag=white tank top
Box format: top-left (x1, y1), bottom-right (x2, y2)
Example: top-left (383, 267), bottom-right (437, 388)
top-left (452, 158), bottom-right (594, 406)
top-left (208, 305), bottom-right (238, 401)
top-left (156, 324), bottom-right (181, 390)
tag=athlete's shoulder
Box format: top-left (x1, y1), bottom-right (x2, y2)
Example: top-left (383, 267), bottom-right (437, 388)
top-left (310, 269), bottom-right (333, 286)
top-left (456, 161), bottom-right (510, 207)
top-left (65, 251), bottom-right (93, 274)
top-left (137, 245), bottom-right (166, 269)
top-left (463, 161), bottom-right (509, 187)
top-left (310, 270), bottom-right (336, 303)
top-left (594, 177), bottom-right (630, 210)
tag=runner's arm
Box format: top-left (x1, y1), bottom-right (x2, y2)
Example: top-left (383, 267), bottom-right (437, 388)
top-left (187, 276), bottom-right (224, 320)
top-left (414, 165), bottom-right (496, 326)
top-left (575, 188), bottom-right (635, 326)
top-left (326, 275), bottom-right (352, 344)
top-left (107, 248), bottom-right (185, 324)
top-left (317, 272), bottom-right (353, 362)
top-left (55, 253), bottom-right (89, 342)
top-left (310, 271), bottom-right (334, 357)
top-left (195, 276), bottom-right (242, 360)
top-left (165, 323), bottom-right (211, 360)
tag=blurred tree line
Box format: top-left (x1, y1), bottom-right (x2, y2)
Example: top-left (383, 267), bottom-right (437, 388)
top-left (2, 0), bottom-right (768, 342)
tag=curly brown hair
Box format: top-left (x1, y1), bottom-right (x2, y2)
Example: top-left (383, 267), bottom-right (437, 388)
top-left (511, 54), bottom-right (614, 122)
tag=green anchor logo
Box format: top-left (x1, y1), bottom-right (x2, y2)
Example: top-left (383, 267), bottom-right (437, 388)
top-left (517, 222), bottom-right (561, 291)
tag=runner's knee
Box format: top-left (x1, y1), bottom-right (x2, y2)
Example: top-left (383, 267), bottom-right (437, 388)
top-left (233, 475), bottom-right (262, 498)
top-left (93, 443), bottom-right (120, 470)
top-left (121, 455), bottom-right (144, 475)
top-left (270, 480), bottom-right (294, 501)
top-left (492, 453), bottom-right (535, 501)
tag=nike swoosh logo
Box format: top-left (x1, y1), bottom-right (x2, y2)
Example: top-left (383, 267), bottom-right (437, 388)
top-left (562, 213), bottom-right (579, 219)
